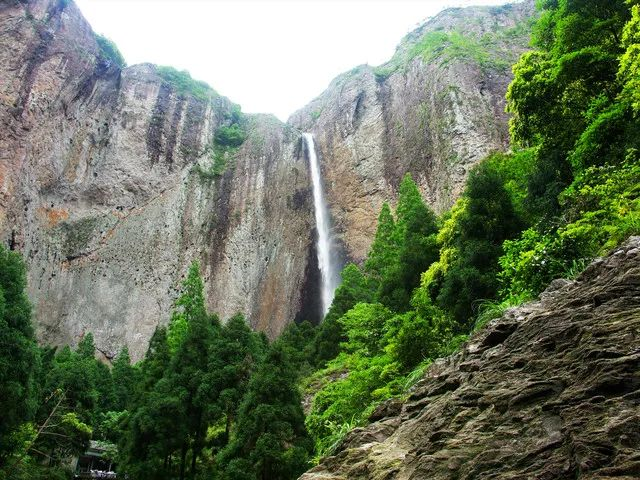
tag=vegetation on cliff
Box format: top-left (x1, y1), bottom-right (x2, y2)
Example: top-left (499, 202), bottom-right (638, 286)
top-left (0, 0), bottom-right (639, 479)
top-left (95, 34), bottom-right (126, 69)
top-left (303, 0), bottom-right (640, 461)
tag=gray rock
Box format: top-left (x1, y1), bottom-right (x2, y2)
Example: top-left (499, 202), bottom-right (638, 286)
top-left (300, 237), bottom-right (640, 479)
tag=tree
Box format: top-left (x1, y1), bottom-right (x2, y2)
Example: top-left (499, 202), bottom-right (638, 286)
top-left (206, 314), bottom-right (264, 449)
top-left (620, 5), bottom-right (640, 111)
top-left (312, 264), bottom-right (373, 366)
top-left (364, 202), bottom-right (397, 287)
top-left (166, 262), bottom-right (219, 479)
top-left (120, 263), bottom-right (218, 480)
top-left (0, 246), bottom-right (38, 466)
top-left (506, 0), bottom-right (634, 219)
top-left (378, 174), bottom-right (439, 311)
top-left (220, 342), bottom-right (311, 480)
top-left (339, 303), bottom-right (393, 357)
top-left (76, 333), bottom-right (96, 360)
top-left (111, 347), bottom-right (136, 412)
top-left (436, 161), bottom-right (524, 329)
top-left (139, 327), bottom-right (171, 393)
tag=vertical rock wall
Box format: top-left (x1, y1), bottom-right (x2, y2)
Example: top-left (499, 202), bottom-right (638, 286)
top-left (0, 0), bottom-right (314, 360)
top-left (290, 2), bottom-right (534, 262)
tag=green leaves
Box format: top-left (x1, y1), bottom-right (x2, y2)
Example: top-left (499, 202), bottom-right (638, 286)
top-left (0, 246), bottom-right (38, 465)
top-left (94, 34), bottom-right (125, 68)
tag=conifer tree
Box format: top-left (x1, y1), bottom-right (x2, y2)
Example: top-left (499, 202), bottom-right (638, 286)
top-left (167, 262), bottom-right (219, 479)
top-left (379, 174), bottom-right (439, 311)
top-left (206, 314), bottom-right (263, 448)
top-left (77, 332), bottom-right (96, 360)
top-left (364, 202), bottom-right (397, 288)
top-left (220, 342), bottom-right (311, 480)
top-left (139, 326), bottom-right (171, 392)
top-left (111, 347), bottom-right (136, 411)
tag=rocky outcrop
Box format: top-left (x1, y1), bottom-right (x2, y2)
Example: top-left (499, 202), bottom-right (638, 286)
top-left (290, 1), bottom-right (534, 262)
top-left (0, 0), bottom-right (314, 359)
top-left (301, 237), bottom-right (640, 479)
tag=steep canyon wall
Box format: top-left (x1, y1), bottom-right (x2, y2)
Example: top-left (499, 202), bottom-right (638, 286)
top-left (0, 0), bottom-right (314, 359)
top-left (0, 0), bottom-right (533, 357)
top-left (290, 1), bottom-right (534, 261)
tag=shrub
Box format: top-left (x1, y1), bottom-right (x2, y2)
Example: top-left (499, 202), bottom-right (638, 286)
top-left (95, 34), bottom-right (125, 69)
top-left (214, 124), bottom-right (246, 148)
top-left (156, 66), bottom-right (216, 101)
top-left (499, 156), bottom-right (640, 298)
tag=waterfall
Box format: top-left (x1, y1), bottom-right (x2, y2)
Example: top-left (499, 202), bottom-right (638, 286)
top-left (303, 133), bottom-right (338, 317)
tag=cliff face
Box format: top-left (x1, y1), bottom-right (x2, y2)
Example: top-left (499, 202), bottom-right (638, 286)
top-left (0, 0), bottom-right (314, 359)
top-left (290, 2), bottom-right (534, 262)
top-left (0, 0), bottom-right (534, 358)
top-left (301, 236), bottom-right (640, 479)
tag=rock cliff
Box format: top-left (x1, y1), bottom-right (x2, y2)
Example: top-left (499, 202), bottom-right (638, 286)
top-left (0, 0), bottom-right (314, 359)
top-left (0, 0), bottom-right (534, 358)
top-left (290, 1), bottom-right (534, 262)
top-left (301, 236), bottom-right (640, 479)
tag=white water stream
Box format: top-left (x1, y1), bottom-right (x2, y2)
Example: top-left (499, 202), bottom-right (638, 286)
top-left (303, 133), bottom-right (339, 317)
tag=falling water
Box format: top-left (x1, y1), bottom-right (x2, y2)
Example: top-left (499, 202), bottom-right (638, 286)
top-left (303, 133), bottom-right (338, 317)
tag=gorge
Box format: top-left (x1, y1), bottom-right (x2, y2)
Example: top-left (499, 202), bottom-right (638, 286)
top-left (2, 0), bottom-right (640, 478)
top-left (0, 0), bottom-right (534, 359)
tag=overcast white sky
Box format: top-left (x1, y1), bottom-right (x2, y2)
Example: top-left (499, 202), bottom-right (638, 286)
top-left (75, 0), bottom-right (513, 121)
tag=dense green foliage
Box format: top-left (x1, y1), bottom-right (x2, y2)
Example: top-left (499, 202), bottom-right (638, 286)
top-left (304, 0), bottom-right (640, 462)
top-left (0, 247), bottom-right (38, 467)
top-left (374, 7), bottom-right (531, 80)
top-left (156, 66), bottom-right (217, 101)
top-left (118, 263), bottom-right (310, 480)
top-left (0, 261), bottom-right (310, 480)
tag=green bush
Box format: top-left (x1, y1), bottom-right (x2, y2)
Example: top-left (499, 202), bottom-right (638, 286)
top-left (499, 156), bottom-right (640, 298)
top-left (215, 124), bottom-right (247, 148)
top-left (156, 66), bottom-right (216, 101)
top-left (95, 34), bottom-right (126, 68)
top-left (408, 30), bottom-right (508, 70)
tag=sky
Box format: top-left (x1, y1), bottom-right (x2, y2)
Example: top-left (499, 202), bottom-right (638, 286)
top-left (75, 0), bottom-right (514, 121)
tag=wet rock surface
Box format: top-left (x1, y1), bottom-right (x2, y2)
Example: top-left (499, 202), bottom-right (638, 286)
top-left (301, 237), bottom-right (640, 480)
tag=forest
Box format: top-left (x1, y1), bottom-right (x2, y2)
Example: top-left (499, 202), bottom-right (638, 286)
top-left (1, 0), bottom-right (639, 478)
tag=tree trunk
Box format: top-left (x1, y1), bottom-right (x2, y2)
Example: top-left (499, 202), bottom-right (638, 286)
top-left (191, 433), bottom-right (198, 479)
top-left (179, 442), bottom-right (188, 480)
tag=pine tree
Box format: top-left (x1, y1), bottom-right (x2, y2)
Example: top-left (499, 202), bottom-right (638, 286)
top-left (111, 347), bottom-right (136, 411)
top-left (206, 314), bottom-right (264, 448)
top-left (139, 326), bottom-right (171, 392)
top-left (364, 202), bottom-right (397, 286)
top-left (119, 329), bottom-right (180, 480)
top-left (367, 175), bottom-right (439, 312)
top-left (220, 342), bottom-right (311, 480)
top-left (77, 332), bottom-right (96, 359)
top-left (380, 174), bottom-right (439, 311)
top-left (167, 262), bottom-right (219, 479)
